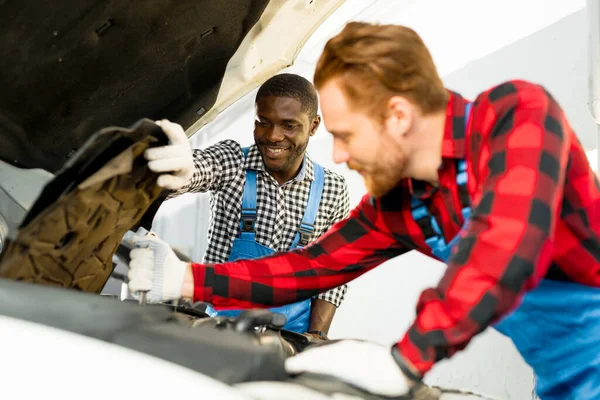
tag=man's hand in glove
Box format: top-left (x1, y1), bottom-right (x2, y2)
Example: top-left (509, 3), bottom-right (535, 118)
top-left (145, 119), bottom-right (194, 190)
top-left (285, 340), bottom-right (418, 397)
top-left (128, 234), bottom-right (191, 303)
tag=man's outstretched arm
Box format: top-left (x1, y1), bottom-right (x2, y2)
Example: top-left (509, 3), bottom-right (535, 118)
top-left (130, 194), bottom-right (408, 306)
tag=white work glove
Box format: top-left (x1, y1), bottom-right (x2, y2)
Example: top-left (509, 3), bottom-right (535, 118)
top-left (128, 234), bottom-right (187, 303)
top-left (285, 340), bottom-right (413, 397)
top-left (145, 119), bottom-right (194, 190)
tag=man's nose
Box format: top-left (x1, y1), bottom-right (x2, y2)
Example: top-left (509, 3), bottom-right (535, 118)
top-left (333, 143), bottom-right (350, 164)
top-left (266, 125), bottom-right (285, 142)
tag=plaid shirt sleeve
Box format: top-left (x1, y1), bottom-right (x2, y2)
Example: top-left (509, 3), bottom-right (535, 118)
top-left (398, 81), bottom-right (571, 374)
top-left (191, 194), bottom-right (409, 308)
top-left (167, 140), bottom-right (243, 199)
top-left (316, 173), bottom-right (351, 306)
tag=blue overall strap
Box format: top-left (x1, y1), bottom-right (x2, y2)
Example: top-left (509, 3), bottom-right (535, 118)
top-left (240, 147), bottom-right (257, 234)
top-left (290, 162), bottom-right (325, 249)
top-left (456, 158), bottom-right (471, 223)
top-left (457, 101), bottom-right (472, 223)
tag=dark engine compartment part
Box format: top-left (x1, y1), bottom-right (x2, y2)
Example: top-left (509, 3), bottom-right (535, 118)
top-left (0, 0), bottom-right (269, 172)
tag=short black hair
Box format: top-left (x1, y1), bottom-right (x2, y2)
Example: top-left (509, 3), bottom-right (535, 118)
top-left (256, 73), bottom-right (319, 117)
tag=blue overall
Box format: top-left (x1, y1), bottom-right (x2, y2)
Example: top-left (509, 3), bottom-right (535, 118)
top-left (411, 103), bottom-right (600, 399)
top-left (214, 147), bottom-right (325, 333)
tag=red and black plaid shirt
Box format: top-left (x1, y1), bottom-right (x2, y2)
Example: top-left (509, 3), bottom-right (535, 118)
top-left (191, 80), bottom-right (600, 374)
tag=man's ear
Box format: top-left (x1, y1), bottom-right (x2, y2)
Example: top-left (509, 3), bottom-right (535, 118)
top-left (385, 96), bottom-right (413, 139)
top-left (310, 115), bottom-right (321, 136)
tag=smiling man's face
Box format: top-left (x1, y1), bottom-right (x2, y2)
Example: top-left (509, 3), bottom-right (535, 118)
top-left (254, 95), bottom-right (319, 182)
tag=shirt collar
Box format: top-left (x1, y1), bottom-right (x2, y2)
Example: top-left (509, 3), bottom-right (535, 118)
top-left (243, 144), bottom-right (314, 183)
top-left (441, 90), bottom-right (471, 159)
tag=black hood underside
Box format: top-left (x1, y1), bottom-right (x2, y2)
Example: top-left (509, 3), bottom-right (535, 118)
top-left (0, 0), bottom-right (269, 172)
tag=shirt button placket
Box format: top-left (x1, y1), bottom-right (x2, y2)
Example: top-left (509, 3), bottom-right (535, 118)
top-left (273, 186), bottom-right (287, 250)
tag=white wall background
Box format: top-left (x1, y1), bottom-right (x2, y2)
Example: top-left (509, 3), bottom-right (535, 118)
top-left (153, 1), bottom-right (595, 398)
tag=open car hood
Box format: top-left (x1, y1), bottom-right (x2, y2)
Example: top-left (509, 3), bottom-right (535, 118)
top-left (0, 0), bottom-right (345, 173)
